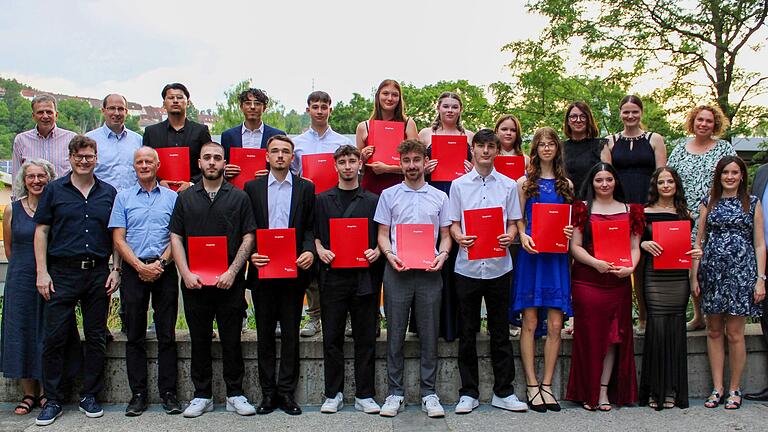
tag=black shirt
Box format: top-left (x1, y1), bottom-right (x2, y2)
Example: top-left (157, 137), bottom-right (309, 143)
top-left (563, 137), bottom-right (608, 199)
top-left (170, 181), bottom-right (257, 264)
top-left (338, 187), bottom-right (358, 211)
top-left (35, 173), bottom-right (117, 259)
top-left (143, 118), bottom-right (212, 181)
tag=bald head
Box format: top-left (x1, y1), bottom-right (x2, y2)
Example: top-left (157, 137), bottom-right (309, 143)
top-left (133, 146), bottom-right (161, 185)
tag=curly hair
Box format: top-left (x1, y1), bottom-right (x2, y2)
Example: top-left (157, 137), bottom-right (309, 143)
top-left (685, 104), bottom-right (730, 137)
top-left (14, 159), bottom-right (56, 198)
top-left (523, 127), bottom-right (573, 203)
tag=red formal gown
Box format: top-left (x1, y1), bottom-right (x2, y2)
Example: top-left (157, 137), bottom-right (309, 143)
top-left (566, 201), bottom-right (644, 407)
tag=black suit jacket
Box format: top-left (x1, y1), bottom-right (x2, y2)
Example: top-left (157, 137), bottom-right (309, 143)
top-left (244, 173), bottom-right (316, 286)
top-left (753, 164), bottom-right (768, 200)
top-left (143, 118), bottom-right (212, 182)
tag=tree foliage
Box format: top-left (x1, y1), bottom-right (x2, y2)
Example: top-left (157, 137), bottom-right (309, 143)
top-left (402, 80), bottom-right (495, 132)
top-left (330, 93), bottom-right (373, 134)
top-left (213, 80), bottom-right (309, 134)
top-left (56, 99), bottom-right (101, 133)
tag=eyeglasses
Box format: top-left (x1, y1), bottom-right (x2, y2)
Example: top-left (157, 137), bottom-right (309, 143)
top-left (568, 114), bottom-right (587, 122)
top-left (24, 174), bottom-right (48, 180)
top-left (539, 143), bottom-right (557, 149)
top-left (105, 106), bottom-right (126, 113)
top-left (71, 154), bottom-right (96, 162)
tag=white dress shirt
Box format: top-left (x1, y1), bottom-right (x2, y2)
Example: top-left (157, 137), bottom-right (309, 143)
top-left (291, 126), bottom-right (352, 174)
top-left (267, 171), bottom-right (292, 228)
top-left (242, 122), bottom-right (264, 149)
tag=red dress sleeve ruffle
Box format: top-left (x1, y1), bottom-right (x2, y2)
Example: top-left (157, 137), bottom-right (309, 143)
top-left (629, 203), bottom-right (646, 236)
top-left (572, 200), bottom-right (588, 231)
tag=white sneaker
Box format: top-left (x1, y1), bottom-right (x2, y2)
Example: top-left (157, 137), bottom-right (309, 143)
top-left (379, 395), bottom-right (405, 417)
top-left (354, 397), bottom-right (380, 414)
top-left (421, 394), bottom-right (445, 418)
top-left (300, 318), bottom-right (321, 337)
top-left (320, 392), bottom-right (343, 414)
top-left (275, 322), bottom-right (282, 337)
top-left (226, 395), bottom-right (256, 416)
top-left (492, 393), bottom-right (528, 412)
top-left (344, 317), bottom-right (353, 337)
top-left (454, 395), bottom-right (479, 414)
top-left (183, 398), bottom-right (214, 418)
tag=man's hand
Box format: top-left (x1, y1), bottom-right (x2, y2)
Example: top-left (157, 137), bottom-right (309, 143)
top-left (455, 233), bottom-right (477, 248)
top-left (296, 251), bottom-right (314, 270)
top-left (427, 252), bottom-right (448, 272)
top-left (251, 253), bottom-right (270, 268)
top-left (105, 269), bottom-right (121, 295)
top-left (364, 248), bottom-right (380, 263)
top-left (386, 252), bottom-right (407, 272)
top-left (182, 271), bottom-right (203, 289)
top-left (216, 269), bottom-right (236, 289)
top-left (224, 164), bottom-right (242, 179)
top-left (497, 233), bottom-right (515, 248)
top-left (36, 271), bottom-right (55, 301)
top-left (137, 262), bottom-right (163, 282)
top-left (317, 245), bottom-right (335, 265)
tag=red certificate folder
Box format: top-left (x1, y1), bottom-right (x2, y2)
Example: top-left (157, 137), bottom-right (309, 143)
top-left (430, 135), bottom-right (468, 182)
top-left (494, 155), bottom-right (525, 180)
top-left (463, 207), bottom-right (506, 260)
top-left (592, 219), bottom-right (633, 267)
top-left (395, 224), bottom-right (435, 270)
top-left (531, 203), bottom-right (571, 253)
top-left (187, 236), bottom-right (228, 286)
top-left (156, 147), bottom-right (190, 190)
top-left (367, 120), bottom-right (404, 166)
top-left (229, 148), bottom-right (266, 190)
top-left (652, 220), bottom-right (692, 269)
top-left (302, 153), bottom-right (338, 194)
top-left (256, 228), bottom-right (297, 279)
top-left (330, 218), bottom-right (369, 268)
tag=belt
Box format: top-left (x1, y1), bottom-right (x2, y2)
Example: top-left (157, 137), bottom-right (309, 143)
top-left (139, 257), bottom-right (160, 264)
top-left (49, 256), bottom-right (109, 270)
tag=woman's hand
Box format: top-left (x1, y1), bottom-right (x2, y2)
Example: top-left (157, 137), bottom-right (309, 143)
top-left (640, 240), bottom-right (664, 257)
top-left (755, 279), bottom-right (766, 304)
top-left (520, 232), bottom-right (538, 254)
top-left (361, 145), bottom-right (375, 162)
top-left (593, 259), bottom-right (614, 274)
top-left (609, 266), bottom-right (634, 278)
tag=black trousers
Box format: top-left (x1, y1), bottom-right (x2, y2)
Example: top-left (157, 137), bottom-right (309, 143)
top-left (43, 263), bottom-right (109, 402)
top-left (253, 279), bottom-right (306, 396)
top-left (122, 264), bottom-right (179, 396)
top-left (455, 271), bottom-right (515, 399)
top-left (181, 281), bottom-right (246, 398)
top-left (319, 270), bottom-right (377, 398)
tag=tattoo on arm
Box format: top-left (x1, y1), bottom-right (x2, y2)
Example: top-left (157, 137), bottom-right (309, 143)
top-left (229, 233), bottom-right (255, 274)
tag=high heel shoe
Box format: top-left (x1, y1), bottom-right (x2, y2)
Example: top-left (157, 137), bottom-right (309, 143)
top-left (539, 383), bottom-right (561, 412)
top-left (526, 384), bottom-right (547, 413)
top-left (597, 384), bottom-right (612, 412)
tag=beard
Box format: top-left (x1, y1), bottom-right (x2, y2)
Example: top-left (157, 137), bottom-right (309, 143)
top-left (203, 167), bottom-right (225, 181)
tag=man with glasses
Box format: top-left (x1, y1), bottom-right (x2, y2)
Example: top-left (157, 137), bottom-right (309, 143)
top-left (86, 94), bottom-right (143, 192)
top-left (33, 135), bottom-right (119, 426)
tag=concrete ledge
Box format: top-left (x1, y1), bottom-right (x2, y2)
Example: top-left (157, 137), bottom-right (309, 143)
top-left (1, 324), bottom-right (766, 405)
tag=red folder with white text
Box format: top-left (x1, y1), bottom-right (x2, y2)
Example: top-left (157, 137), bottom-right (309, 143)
top-left (652, 220), bottom-right (692, 269)
top-left (430, 135), bottom-right (468, 182)
top-left (592, 219), bottom-right (633, 267)
top-left (256, 228), bottom-right (298, 278)
top-left (367, 120), bottom-right (404, 166)
top-left (330, 218), bottom-right (369, 268)
top-left (493, 155), bottom-right (525, 180)
top-left (395, 224), bottom-right (435, 270)
top-left (187, 236), bottom-right (228, 286)
top-left (463, 207), bottom-right (507, 260)
top-left (230, 148), bottom-right (266, 190)
top-left (156, 147), bottom-right (190, 190)
top-left (302, 153), bottom-right (338, 194)
top-left (531, 203), bottom-right (571, 253)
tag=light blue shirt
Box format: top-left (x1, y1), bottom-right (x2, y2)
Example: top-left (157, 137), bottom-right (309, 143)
top-left (291, 126), bottom-right (352, 174)
top-left (374, 182), bottom-right (451, 256)
top-left (242, 123), bottom-right (264, 149)
top-left (449, 168), bottom-right (522, 279)
top-left (267, 171), bottom-right (293, 228)
top-left (108, 182), bottom-right (178, 259)
top-left (86, 124), bottom-right (143, 192)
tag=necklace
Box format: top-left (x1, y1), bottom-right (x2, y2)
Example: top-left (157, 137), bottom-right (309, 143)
top-left (23, 199), bottom-right (37, 214)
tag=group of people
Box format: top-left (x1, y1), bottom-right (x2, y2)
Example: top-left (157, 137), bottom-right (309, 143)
top-left (0, 79), bottom-right (766, 427)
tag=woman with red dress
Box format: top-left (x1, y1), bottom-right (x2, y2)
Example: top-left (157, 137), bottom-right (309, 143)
top-left (566, 162), bottom-right (643, 411)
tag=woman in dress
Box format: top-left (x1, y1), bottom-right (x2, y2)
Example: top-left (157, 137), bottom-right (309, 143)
top-left (693, 155), bottom-right (765, 410)
top-left (513, 127), bottom-right (573, 412)
top-left (566, 162), bottom-right (643, 411)
top-left (418, 91), bottom-right (473, 342)
top-left (561, 102), bottom-right (611, 199)
top-left (668, 104), bottom-right (736, 331)
top-left (0, 159), bottom-right (55, 414)
top-left (638, 167), bottom-right (701, 410)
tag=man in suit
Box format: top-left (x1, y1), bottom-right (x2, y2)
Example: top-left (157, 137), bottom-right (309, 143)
top-left (246, 135), bottom-right (315, 416)
top-left (222, 88), bottom-right (286, 182)
top-left (746, 163), bottom-right (768, 401)
top-left (143, 83), bottom-right (212, 192)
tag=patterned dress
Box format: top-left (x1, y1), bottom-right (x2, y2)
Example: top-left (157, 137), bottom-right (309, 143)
top-left (698, 196), bottom-right (763, 317)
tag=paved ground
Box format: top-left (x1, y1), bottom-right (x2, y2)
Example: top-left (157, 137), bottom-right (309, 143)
top-left (0, 400), bottom-right (765, 432)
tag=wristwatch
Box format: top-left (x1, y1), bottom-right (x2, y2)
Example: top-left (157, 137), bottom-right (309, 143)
top-left (759, 274), bottom-right (767, 281)
top-left (160, 259), bottom-right (169, 269)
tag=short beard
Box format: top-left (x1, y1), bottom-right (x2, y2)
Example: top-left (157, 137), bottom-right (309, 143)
top-left (203, 167), bottom-right (225, 181)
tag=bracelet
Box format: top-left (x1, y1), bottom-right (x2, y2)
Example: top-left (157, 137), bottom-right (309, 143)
top-left (438, 250), bottom-right (449, 257)
top-left (384, 250), bottom-right (393, 256)
top-left (112, 268), bottom-right (122, 275)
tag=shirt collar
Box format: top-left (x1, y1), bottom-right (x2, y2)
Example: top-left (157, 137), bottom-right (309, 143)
top-left (102, 123), bottom-right (127, 139)
top-left (469, 167), bottom-right (498, 182)
top-left (35, 125), bottom-right (57, 139)
top-left (308, 125), bottom-right (333, 139)
top-left (242, 122), bottom-right (264, 135)
top-left (268, 171), bottom-right (293, 187)
top-left (399, 182), bottom-right (429, 193)
top-left (134, 181), bottom-right (161, 195)
top-left (166, 119), bottom-right (188, 132)
top-left (62, 172), bottom-right (101, 188)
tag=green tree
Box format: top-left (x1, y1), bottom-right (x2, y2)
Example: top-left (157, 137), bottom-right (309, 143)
top-left (57, 99), bottom-right (101, 133)
top-left (330, 93), bottom-right (373, 134)
top-left (125, 115), bottom-right (142, 134)
top-left (402, 80), bottom-right (494, 132)
top-left (212, 80), bottom-right (251, 134)
top-left (186, 101), bottom-right (200, 122)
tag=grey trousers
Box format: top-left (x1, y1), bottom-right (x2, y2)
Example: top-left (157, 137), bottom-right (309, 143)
top-left (383, 263), bottom-right (442, 397)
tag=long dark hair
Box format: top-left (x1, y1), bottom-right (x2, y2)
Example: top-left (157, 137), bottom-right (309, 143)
top-left (524, 127), bottom-right (573, 203)
top-left (647, 167), bottom-right (690, 220)
top-left (579, 162), bottom-right (626, 240)
top-left (707, 155), bottom-right (751, 213)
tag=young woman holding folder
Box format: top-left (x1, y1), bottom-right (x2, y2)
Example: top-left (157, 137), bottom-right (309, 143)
top-left (692, 156), bottom-right (766, 410)
top-left (513, 127), bottom-right (574, 412)
top-left (638, 167), bottom-right (701, 410)
top-left (566, 162), bottom-right (643, 411)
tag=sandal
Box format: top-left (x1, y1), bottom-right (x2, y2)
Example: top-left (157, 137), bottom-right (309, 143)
top-left (704, 389), bottom-right (724, 408)
top-left (526, 384), bottom-right (547, 413)
top-left (582, 403), bottom-right (596, 411)
top-left (598, 384), bottom-right (612, 412)
top-left (648, 398), bottom-right (658, 409)
top-left (725, 390), bottom-right (742, 410)
top-left (14, 395), bottom-right (35, 415)
top-left (540, 383), bottom-right (561, 412)
top-left (37, 394), bottom-right (48, 409)
top-left (663, 397), bottom-right (676, 409)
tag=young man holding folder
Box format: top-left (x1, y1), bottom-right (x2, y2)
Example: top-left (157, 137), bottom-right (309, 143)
top-left (448, 129), bottom-right (527, 414)
top-left (313, 145), bottom-right (381, 414)
top-left (374, 139), bottom-right (451, 418)
top-left (169, 142), bottom-right (257, 418)
top-left (246, 135), bottom-right (316, 416)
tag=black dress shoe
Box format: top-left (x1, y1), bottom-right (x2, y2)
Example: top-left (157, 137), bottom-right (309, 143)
top-left (125, 393), bottom-right (147, 417)
top-left (278, 393), bottom-right (302, 415)
top-left (161, 392), bottom-right (183, 414)
top-left (257, 394), bottom-right (278, 415)
top-left (744, 387), bottom-right (768, 401)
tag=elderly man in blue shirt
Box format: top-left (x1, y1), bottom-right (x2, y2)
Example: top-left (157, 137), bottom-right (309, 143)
top-left (109, 146), bottom-right (180, 416)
